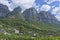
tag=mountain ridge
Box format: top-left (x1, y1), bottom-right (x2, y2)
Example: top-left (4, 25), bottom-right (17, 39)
top-left (0, 4), bottom-right (59, 25)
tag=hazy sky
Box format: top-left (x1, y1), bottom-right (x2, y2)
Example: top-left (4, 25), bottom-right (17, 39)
top-left (0, 0), bottom-right (60, 21)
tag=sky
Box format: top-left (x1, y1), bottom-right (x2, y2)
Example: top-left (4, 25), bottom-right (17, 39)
top-left (0, 0), bottom-right (60, 21)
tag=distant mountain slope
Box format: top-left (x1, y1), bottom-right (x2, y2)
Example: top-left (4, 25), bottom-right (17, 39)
top-left (38, 11), bottom-right (59, 24)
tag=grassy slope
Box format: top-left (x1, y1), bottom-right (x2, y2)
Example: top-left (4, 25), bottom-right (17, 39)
top-left (0, 18), bottom-right (60, 39)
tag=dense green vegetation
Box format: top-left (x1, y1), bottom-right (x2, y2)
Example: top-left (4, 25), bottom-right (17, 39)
top-left (0, 18), bottom-right (60, 40)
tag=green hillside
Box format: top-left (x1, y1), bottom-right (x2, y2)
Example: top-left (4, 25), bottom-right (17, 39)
top-left (0, 18), bottom-right (60, 40)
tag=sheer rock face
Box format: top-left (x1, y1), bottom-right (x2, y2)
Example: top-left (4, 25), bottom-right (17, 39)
top-left (0, 4), bottom-right (9, 17)
top-left (38, 11), bottom-right (59, 24)
top-left (23, 8), bottom-right (38, 21)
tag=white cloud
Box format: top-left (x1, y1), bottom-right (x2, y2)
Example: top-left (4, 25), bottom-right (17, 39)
top-left (40, 4), bottom-right (51, 11)
top-left (52, 7), bottom-right (60, 21)
top-left (11, 0), bottom-right (35, 11)
top-left (0, 0), bottom-right (15, 11)
top-left (55, 14), bottom-right (60, 21)
top-left (33, 3), bottom-right (40, 12)
top-left (0, 0), bottom-right (9, 9)
top-left (0, 0), bottom-right (35, 11)
top-left (45, 0), bottom-right (60, 4)
top-left (52, 7), bottom-right (60, 15)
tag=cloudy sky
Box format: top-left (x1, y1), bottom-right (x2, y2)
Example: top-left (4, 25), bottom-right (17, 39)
top-left (0, 0), bottom-right (60, 21)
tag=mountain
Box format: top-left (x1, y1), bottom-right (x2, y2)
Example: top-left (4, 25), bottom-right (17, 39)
top-left (23, 8), bottom-right (60, 24)
top-left (23, 8), bottom-right (38, 21)
top-left (7, 6), bottom-right (24, 20)
top-left (38, 11), bottom-right (59, 24)
top-left (0, 4), bottom-right (59, 24)
top-left (0, 4), bottom-right (9, 17)
top-left (7, 6), bottom-right (21, 17)
top-left (0, 4), bottom-right (60, 40)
